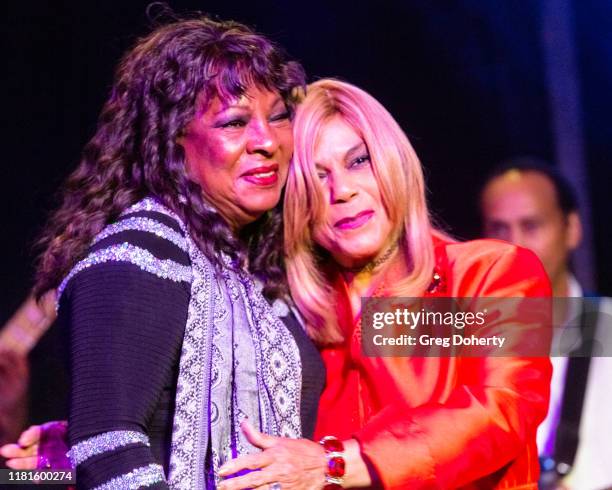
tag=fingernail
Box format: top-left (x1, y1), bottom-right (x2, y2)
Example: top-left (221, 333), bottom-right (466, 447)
top-left (218, 465), bottom-right (230, 476)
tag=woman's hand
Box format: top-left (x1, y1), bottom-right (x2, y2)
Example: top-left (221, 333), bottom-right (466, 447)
top-left (217, 420), bottom-right (327, 490)
top-left (0, 421), bottom-right (70, 470)
top-left (0, 424), bottom-right (40, 469)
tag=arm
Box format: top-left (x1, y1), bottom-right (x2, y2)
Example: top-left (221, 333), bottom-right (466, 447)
top-left (354, 245), bottom-right (552, 488)
top-left (62, 242), bottom-right (189, 489)
top-left (0, 292), bottom-right (56, 447)
top-left (0, 292), bottom-right (57, 355)
top-left (0, 350), bottom-right (28, 447)
top-left (215, 422), bottom-right (374, 490)
top-left (216, 245), bottom-right (551, 490)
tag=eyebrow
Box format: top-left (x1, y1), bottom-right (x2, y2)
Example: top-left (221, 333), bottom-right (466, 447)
top-left (213, 103), bottom-right (247, 116)
top-left (485, 219), bottom-right (508, 226)
top-left (345, 141), bottom-right (367, 160)
top-left (213, 96), bottom-right (285, 116)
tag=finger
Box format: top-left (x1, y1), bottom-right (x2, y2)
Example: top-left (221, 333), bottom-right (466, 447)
top-left (18, 425), bottom-right (42, 447)
top-left (218, 451), bottom-right (274, 477)
top-left (241, 420), bottom-right (277, 450)
top-left (5, 456), bottom-right (38, 470)
top-left (218, 468), bottom-right (273, 490)
top-left (0, 443), bottom-right (38, 458)
top-left (253, 483), bottom-right (284, 490)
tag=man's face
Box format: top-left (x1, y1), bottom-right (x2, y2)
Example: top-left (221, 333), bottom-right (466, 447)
top-left (481, 170), bottom-right (581, 288)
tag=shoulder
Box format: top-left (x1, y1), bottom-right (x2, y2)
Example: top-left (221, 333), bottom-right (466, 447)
top-left (442, 237), bottom-right (536, 268)
top-left (434, 236), bottom-right (551, 297)
top-left (93, 197), bottom-right (189, 259)
top-left (58, 198), bottom-right (192, 303)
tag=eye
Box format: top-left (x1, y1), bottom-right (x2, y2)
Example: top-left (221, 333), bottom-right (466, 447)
top-left (523, 220), bottom-right (540, 233)
top-left (270, 110), bottom-right (291, 123)
top-left (349, 154), bottom-right (371, 168)
top-left (316, 168), bottom-right (329, 180)
top-left (485, 222), bottom-right (508, 239)
top-left (219, 118), bottom-right (247, 129)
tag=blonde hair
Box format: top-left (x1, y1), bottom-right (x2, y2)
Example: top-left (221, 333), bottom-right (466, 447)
top-left (284, 79), bottom-right (436, 344)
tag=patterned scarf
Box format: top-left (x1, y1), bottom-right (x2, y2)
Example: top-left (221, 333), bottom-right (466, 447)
top-left (123, 200), bottom-right (304, 489)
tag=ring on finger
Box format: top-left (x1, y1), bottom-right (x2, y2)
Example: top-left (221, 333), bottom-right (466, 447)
top-left (270, 483), bottom-right (282, 490)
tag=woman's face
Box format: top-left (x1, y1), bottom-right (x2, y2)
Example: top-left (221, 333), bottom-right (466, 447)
top-left (181, 85), bottom-right (293, 229)
top-left (312, 116), bottom-right (394, 268)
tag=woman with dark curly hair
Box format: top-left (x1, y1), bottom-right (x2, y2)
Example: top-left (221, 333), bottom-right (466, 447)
top-left (2, 16), bottom-right (324, 489)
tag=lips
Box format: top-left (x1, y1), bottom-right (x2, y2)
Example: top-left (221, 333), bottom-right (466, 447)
top-left (241, 164), bottom-right (279, 186)
top-left (334, 210), bottom-right (374, 230)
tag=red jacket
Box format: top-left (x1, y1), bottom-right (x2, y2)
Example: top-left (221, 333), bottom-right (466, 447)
top-left (314, 238), bottom-right (552, 489)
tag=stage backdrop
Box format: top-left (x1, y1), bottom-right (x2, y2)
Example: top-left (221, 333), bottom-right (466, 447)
top-left (3, 0), bottom-right (611, 326)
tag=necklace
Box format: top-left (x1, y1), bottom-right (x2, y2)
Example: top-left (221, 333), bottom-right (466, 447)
top-left (345, 242), bottom-right (398, 274)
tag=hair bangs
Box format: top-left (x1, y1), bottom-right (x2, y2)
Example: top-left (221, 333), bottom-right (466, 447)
top-left (195, 38), bottom-right (305, 113)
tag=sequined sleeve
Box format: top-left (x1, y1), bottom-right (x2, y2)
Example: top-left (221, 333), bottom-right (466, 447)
top-left (59, 209), bottom-right (191, 489)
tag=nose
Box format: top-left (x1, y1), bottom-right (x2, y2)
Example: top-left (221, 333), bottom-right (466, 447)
top-left (330, 170), bottom-right (358, 204)
top-left (246, 119), bottom-right (279, 156)
top-left (510, 230), bottom-right (529, 248)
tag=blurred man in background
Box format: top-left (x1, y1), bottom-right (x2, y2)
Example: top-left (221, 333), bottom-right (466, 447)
top-left (480, 157), bottom-right (612, 490)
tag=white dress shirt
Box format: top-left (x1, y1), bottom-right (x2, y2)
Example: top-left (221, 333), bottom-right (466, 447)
top-left (537, 275), bottom-right (612, 489)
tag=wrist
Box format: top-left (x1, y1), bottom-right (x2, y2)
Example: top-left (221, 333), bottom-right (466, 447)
top-left (341, 439), bottom-right (372, 488)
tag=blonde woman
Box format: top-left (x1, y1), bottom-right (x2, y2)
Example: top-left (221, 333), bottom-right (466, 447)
top-left (218, 79), bottom-right (552, 489)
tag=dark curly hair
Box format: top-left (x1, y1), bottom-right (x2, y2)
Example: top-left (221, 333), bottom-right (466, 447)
top-left (34, 15), bottom-right (305, 300)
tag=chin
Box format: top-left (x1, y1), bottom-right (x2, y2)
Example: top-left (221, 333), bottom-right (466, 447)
top-left (242, 193), bottom-right (282, 215)
top-left (335, 244), bottom-right (380, 265)
top-left (351, 235), bottom-right (384, 254)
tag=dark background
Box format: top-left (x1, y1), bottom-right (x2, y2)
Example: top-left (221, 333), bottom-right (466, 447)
top-left (2, 0), bottom-right (611, 327)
